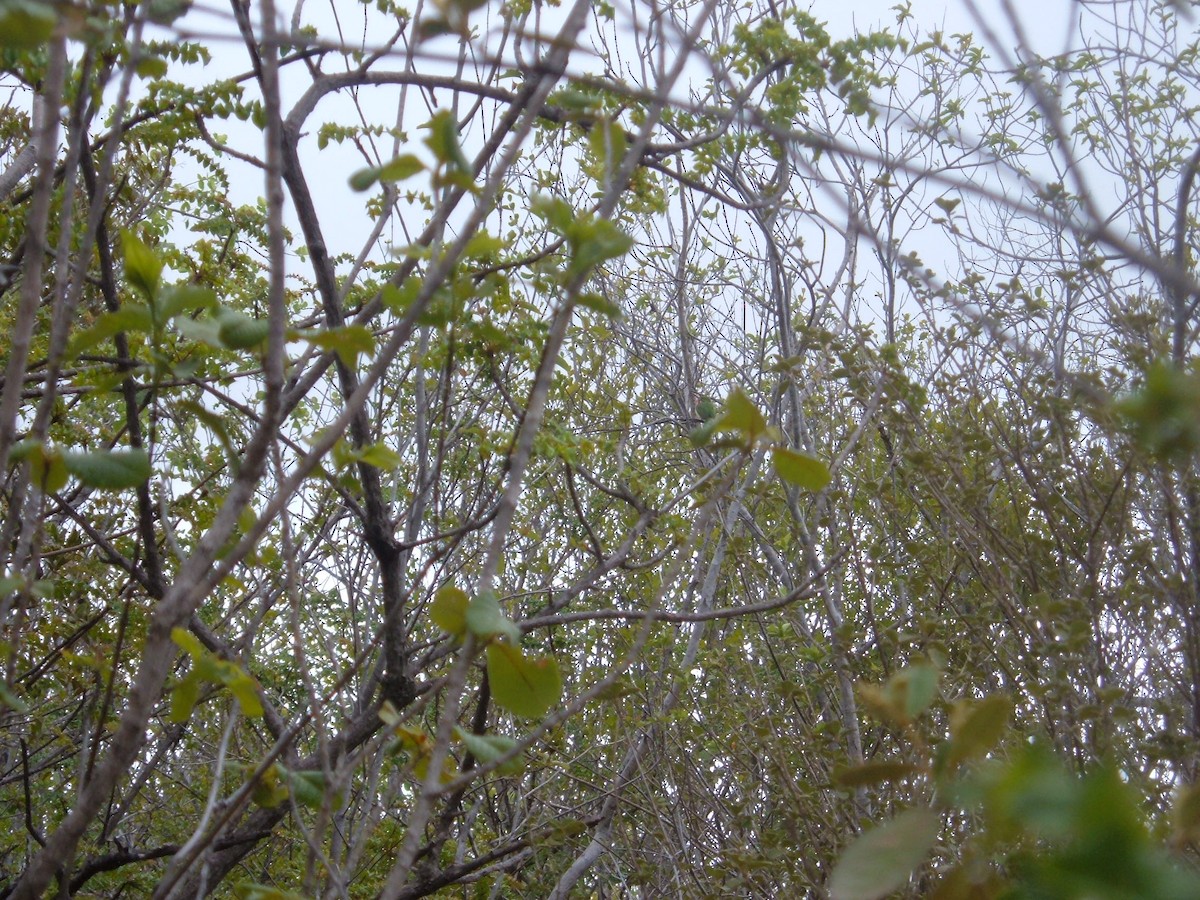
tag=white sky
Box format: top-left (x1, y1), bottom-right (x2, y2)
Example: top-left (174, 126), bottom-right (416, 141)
top-left (105, 0), bottom-right (1116, 314)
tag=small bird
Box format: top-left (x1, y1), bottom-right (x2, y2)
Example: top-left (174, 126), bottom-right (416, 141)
top-left (695, 396), bottom-right (717, 422)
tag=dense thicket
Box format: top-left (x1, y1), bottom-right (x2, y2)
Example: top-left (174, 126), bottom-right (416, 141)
top-left (2, 0), bottom-right (1200, 896)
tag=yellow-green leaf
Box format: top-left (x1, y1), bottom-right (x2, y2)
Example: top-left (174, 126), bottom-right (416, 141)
top-left (169, 670), bottom-right (203, 723)
top-left (0, 0), bottom-right (55, 50)
top-left (171, 627), bottom-right (206, 658)
top-left (772, 446), bottom-right (831, 491)
top-left (714, 386), bottom-right (768, 444)
top-left (462, 231), bottom-right (507, 262)
top-left (68, 305), bottom-right (154, 357)
top-left (378, 700), bottom-right (402, 728)
top-left (945, 693), bottom-right (1011, 770)
top-left (431, 585), bottom-right (469, 637)
top-left (487, 641), bottom-right (562, 719)
top-left (250, 764), bottom-right (289, 809)
top-left (158, 284), bottom-right (216, 320)
top-left (566, 218), bottom-right (633, 281)
top-left (379, 153), bottom-right (425, 182)
top-left (588, 117), bottom-right (628, 173)
top-left (577, 292), bottom-right (621, 319)
top-left (897, 664), bottom-right (939, 720)
top-left (121, 231), bottom-right (163, 299)
top-left (859, 664), bottom-right (940, 727)
top-left (302, 324), bottom-right (376, 366)
top-left (135, 55), bottom-right (168, 79)
top-left (359, 443), bottom-right (402, 470)
top-left (29, 445), bottom-right (69, 493)
top-left (222, 664), bottom-right (264, 719)
top-left (829, 808), bottom-right (940, 900)
top-left (147, 0), bottom-right (191, 25)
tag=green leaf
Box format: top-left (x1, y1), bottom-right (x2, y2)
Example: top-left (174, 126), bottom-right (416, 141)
top-left (135, 55), bottom-right (168, 79)
top-left (590, 677), bottom-right (635, 702)
top-left (454, 727), bottom-right (525, 775)
top-left (424, 109), bottom-right (470, 171)
top-left (897, 664), bottom-right (939, 720)
top-left (174, 315), bottom-right (225, 347)
top-left (859, 664), bottom-right (940, 727)
top-left (431, 585), bottom-right (470, 637)
top-left (68, 305), bottom-right (155, 356)
top-left (121, 231), bottom-right (163, 299)
top-left (0, 0), bottom-right (56, 50)
top-left (463, 230), bottom-right (506, 259)
top-left (530, 195), bottom-right (575, 233)
top-left (381, 278), bottom-right (421, 314)
top-left (330, 438), bottom-right (360, 471)
top-left (0, 575), bottom-right (20, 597)
top-left (577, 292), bottom-right (621, 318)
top-left (714, 386), bottom-right (769, 445)
top-left (178, 400), bottom-right (241, 477)
top-left (62, 449), bottom-right (151, 490)
top-left (833, 760), bottom-right (918, 789)
top-left (171, 627), bottom-right (206, 659)
top-left (146, 0), bottom-right (191, 25)
top-left (301, 324), bottom-right (376, 366)
top-left (157, 283), bottom-right (217, 320)
top-left (349, 167), bottom-right (381, 192)
top-left (829, 808), bottom-right (940, 900)
top-left (9, 440), bottom-right (66, 492)
top-left (32, 445), bottom-right (69, 493)
top-left (358, 442), bottom-right (402, 470)
top-left (435, 167), bottom-right (478, 194)
top-left (689, 419), bottom-right (719, 448)
top-left (378, 153), bottom-right (426, 182)
top-left (171, 627), bottom-right (262, 719)
top-left (1116, 360), bottom-right (1200, 459)
top-left (216, 308), bottom-right (270, 350)
top-left (465, 590), bottom-right (521, 643)
top-left (772, 446), bottom-right (831, 491)
top-left (486, 642), bottom-right (562, 719)
top-left (169, 670), bottom-right (203, 723)
top-left (0, 681), bottom-right (27, 712)
top-left (221, 663), bottom-right (264, 718)
top-left (285, 768), bottom-right (328, 809)
top-left (945, 693), bottom-right (1011, 770)
top-left (566, 218), bottom-right (633, 281)
top-left (587, 117), bottom-right (628, 174)
top-left (415, 16), bottom-right (454, 41)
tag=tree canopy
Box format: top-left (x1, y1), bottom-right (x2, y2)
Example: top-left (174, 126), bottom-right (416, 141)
top-left (2, 0), bottom-right (1200, 896)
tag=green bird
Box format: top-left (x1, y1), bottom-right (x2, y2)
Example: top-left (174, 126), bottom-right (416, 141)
top-left (695, 396), bottom-right (717, 422)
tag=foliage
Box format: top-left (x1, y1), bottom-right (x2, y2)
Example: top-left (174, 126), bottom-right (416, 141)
top-left (1, 0), bottom-right (1200, 897)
